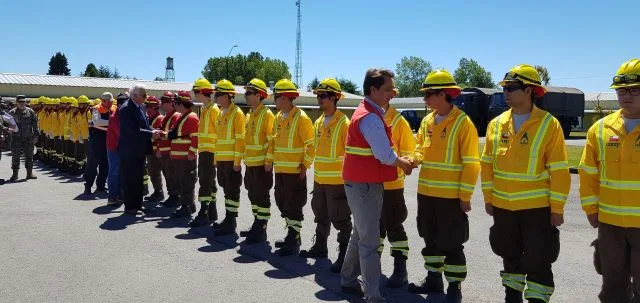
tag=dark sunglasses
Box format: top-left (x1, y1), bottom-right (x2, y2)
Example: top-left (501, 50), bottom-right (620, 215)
top-left (616, 87), bottom-right (640, 96)
top-left (214, 92), bottom-right (228, 98)
top-left (274, 94), bottom-right (284, 100)
top-left (423, 90), bottom-right (442, 99)
top-left (503, 84), bottom-right (526, 93)
top-left (613, 74), bottom-right (640, 85)
top-left (317, 94), bottom-right (331, 100)
top-left (244, 91), bottom-right (256, 97)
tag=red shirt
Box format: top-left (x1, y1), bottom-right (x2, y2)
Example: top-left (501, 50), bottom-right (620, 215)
top-left (106, 108), bottom-right (120, 152)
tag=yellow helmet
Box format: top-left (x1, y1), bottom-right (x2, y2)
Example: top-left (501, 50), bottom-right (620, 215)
top-left (313, 78), bottom-right (344, 99)
top-left (193, 78), bottom-right (214, 93)
top-left (77, 95), bottom-right (90, 104)
top-left (68, 96), bottom-right (77, 104)
top-left (245, 78), bottom-right (269, 98)
top-left (273, 79), bottom-right (299, 97)
top-left (214, 79), bottom-right (236, 94)
top-left (499, 64), bottom-right (546, 97)
top-left (51, 98), bottom-right (61, 105)
top-left (420, 70), bottom-right (461, 91)
top-left (71, 98), bottom-right (79, 107)
top-left (611, 59), bottom-right (640, 89)
top-left (94, 98), bottom-right (101, 106)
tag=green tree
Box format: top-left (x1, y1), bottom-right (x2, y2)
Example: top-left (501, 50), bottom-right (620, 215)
top-left (202, 52), bottom-right (291, 86)
top-left (535, 65), bottom-right (551, 85)
top-left (255, 58), bottom-right (292, 85)
top-left (154, 76), bottom-right (164, 81)
top-left (395, 56), bottom-right (432, 97)
top-left (47, 52), bottom-right (71, 76)
top-left (336, 77), bottom-right (361, 95)
top-left (307, 77), bottom-right (320, 92)
top-left (453, 58), bottom-right (495, 88)
top-left (97, 65), bottom-right (112, 78)
top-left (82, 63), bottom-right (99, 77)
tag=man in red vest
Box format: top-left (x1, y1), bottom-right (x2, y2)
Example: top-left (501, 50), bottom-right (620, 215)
top-left (340, 68), bottom-right (414, 302)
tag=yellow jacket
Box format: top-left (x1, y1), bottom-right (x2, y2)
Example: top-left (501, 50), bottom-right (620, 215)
top-left (244, 103), bottom-right (275, 167)
top-left (63, 110), bottom-right (73, 140)
top-left (313, 109), bottom-right (349, 185)
top-left (481, 106), bottom-right (570, 214)
top-left (52, 111), bottom-right (63, 137)
top-left (414, 106), bottom-right (479, 201)
top-left (197, 103), bottom-right (220, 153)
top-left (215, 103), bottom-right (246, 166)
top-left (579, 110), bottom-right (640, 227)
top-left (384, 107), bottom-right (416, 190)
top-left (70, 110), bottom-right (91, 142)
top-left (267, 106), bottom-right (315, 174)
top-left (37, 110), bottom-right (46, 132)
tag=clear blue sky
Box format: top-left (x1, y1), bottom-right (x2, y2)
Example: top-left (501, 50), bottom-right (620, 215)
top-left (1, 0), bottom-right (638, 92)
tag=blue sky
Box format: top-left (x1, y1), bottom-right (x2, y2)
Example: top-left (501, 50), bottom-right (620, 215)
top-left (1, 0), bottom-right (638, 92)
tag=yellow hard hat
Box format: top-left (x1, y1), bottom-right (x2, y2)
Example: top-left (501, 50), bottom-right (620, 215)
top-left (499, 64), bottom-right (546, 97)
top-left (71, 98), bottom-right (79, 107)
top-left (273, 79), bottom-right (299, 98)
top-left (52, 98), bottom-right (61, 105)
top-left (77, 95), bottom-right (90, 104)
top-left (214, 79), bottom-right (236, 94)
top-left (245, 78), bottom-right (269, 98)
top-left (193, 78), bottom-right (214, 93)
top-left (313, 78), bottom-right (344, 100)
top-left (94, 98), bottom-right (101, 106)
top-left (420, 70), bottom-right (461, 91)
top-left (611, 59), bottom-right (640, 89)
top-left (68, 97), bottom-right (77, 104)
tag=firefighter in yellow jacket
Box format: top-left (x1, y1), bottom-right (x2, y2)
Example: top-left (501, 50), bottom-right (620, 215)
top-left (240, 78), bottom-right (275, 243)
top-left (579, 58), bottom-right (640, 303)
top-left (481, 64), bottom-right (570, 303)
top-left (211, 79), bottom-right (246, 236)
top-left (299, 78), bottom-right (352, 272)
top-left (267, 79), bottom-right (315, 256)
top-left (62, 97), bottom-right (77, 174)
top-left (407, 71), bottom-right (478, 302)
top-left (73, 95), bottom-right (91, 176)
top-left (190, 78), bottom-right (221, 227)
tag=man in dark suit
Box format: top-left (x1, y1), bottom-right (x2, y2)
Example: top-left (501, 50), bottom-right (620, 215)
top-left (118, 85), bottom-right (162, 215)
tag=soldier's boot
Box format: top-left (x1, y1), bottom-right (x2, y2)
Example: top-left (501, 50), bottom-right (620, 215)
top-left (387, 253), bottom-right (408, 288)
top-left (189, 203), bottom-right (211, 227)
top-left (444, 282), bottom-right (462, 303)
top-left (58, 158), bottom-right (67, 173)
top-left (208, 202), bottom-right (219, 228)
top-left (214, 216), bottom-right (237, 236)
top-left (9, 169), bottom-right (19, 182)
top-left (330, 241), bottom-right (349, 273)
top-left (244, 220), bottom-right (268, 244)
top-left (239, 218), bottom-right (257, 237)
top-left (299, 235), bottom-right (328, 258)
top-left (408, 271), bottom-right (444, 294)
top-left (276, 227), bottom-right (301, 256)
top-left (161, 195), bottom-right (180, 208)
top-left (171, 204), bottom-right (194, 218)
top-left (505, 287), bottom-right (523, 303)
top-left (26, 168), bottom-right (37, 180)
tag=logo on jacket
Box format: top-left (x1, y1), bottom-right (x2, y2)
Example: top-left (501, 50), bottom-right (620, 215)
top-left (520, 132), bottom-right (529, 145)
top-left (501, 132), bottom-right (509, 144)
top-left (440, 127), bottom-right (447, 138)
top-left (607, 136), bottom-right (620, 148)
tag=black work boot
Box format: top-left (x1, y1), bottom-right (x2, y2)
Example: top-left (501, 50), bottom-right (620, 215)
top-left (214, 216), bottom-right (237, 236)
top-left (445, 282), bottom-right (462, 303)
top-left (505, 287), bottom-right (523, 303)
top-left (276, 227), bottom-right (301, 256)
top-left (9, 169), bottom-right (19, 182)
top-left (83, 186), bottom-right (92, 195)
top-left (208, 202), bottom-right (219, 228)
top-left (142, 184), bottom-right (149, 197)
top-left (408, 271), bottom-right (444, 294)
top-left (245, 219), bottom-right (268, 244)
top-left (145, 191), bottom-right (165, 203)
top-left (299, 235), bottom-right (328, 258)
top-left (171, 205), bottom-right (193, 218)
top-left (26, 168), bottom-right (37, 180)
top-left (162, 195), bottom-right (180, 208)
top-left (189, 203), bottom-right (211, 227)
top-left (330, 241), bottom-right (349, 273)
top-left (240, 218), bottom-right (258, 237)
top-left (387, 253), bottom-right (409, 288)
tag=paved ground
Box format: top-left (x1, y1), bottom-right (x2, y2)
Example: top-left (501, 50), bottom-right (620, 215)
top-left (0, 151), bottom-right (600, 302)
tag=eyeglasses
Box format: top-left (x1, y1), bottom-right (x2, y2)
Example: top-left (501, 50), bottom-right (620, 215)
top-left (423, 90), bottom-right (441, 99)
top-left (616, 87), bottom-right (640, 96)
top-left (244, 91), bottom-right (256, 97)
top-left (613, 74), bottom-right (640, 85)
top-left (503, 84), bottom-right (526, 93)
top-left (316, 94), bottom-right (331, 100)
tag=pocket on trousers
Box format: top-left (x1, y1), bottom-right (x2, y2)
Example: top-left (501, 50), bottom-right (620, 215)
top-left (331, 192), bottom-right (350, 220)
top-left (547, 226), bottom-right (560, 263)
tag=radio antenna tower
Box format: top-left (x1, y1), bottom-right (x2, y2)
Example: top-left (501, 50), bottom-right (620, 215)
top-left (294, 0), bottom-right (302, 88)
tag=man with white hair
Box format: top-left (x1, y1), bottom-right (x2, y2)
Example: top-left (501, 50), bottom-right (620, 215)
top-left (118, 85), bottom-right (162, 215)
top-left (84, 92), bottom-right (116, 195)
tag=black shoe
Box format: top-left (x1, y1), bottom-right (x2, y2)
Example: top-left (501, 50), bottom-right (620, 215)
top-left (244, 220), bottom-right (268, 244)
top-left (83, 187), bottom-right (92, 195)
top-left (0, 179), bottom-right (5, 185)
top-left (26, 169), bottom-right (37, 180)
top-left (214, 216), bottom-right (237, 236)
top-left (341, 284), bottom-right (364, 298)
top-left (107, 198), bottom-right (122, 206)
top-left (240, 218), bottom-right (258, 237)
top-left (299, 235), bottom-right (328, 258)
top-left (189, 205), bottom-right (210, 227)
top-left (275, 228), bottom-right (301, 256)
top-left (505, 287), bottom-right (523, 303)
top-left (145, 191), bottom-right (165, 203)
top-left (387, 254), bottom-right (408, 288)
top-left (208, 202), bottom-right (219, 228)
top-left (161, 195), bottom-right (180, 208)
top-left (445, 282), bottom-right (462, 303)
top-left (408, 272), bottom-right (444, 294)
top-left (9, 169), bottom-right (18, 182)
top-left (171, 205), bottom-right (193, 218)
top-left (95, 187), bottom-right (107, 193)
top-left (330, 242), bottom-right (348, 273)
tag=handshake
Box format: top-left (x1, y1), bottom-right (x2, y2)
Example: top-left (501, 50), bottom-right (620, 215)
top-left (151, 129), bottom-right (166, 140)
top-left (395, 156), bottom-right (419, 175)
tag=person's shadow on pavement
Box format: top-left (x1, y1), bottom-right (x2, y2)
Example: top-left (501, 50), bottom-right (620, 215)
top-left (93, 205), bottom-right (121, 215)
top-left (99, 214), bottom-right (139, 231)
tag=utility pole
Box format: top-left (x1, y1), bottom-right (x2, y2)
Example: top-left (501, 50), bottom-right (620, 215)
top-left (226, 44), bottom-right (238, 80)
top-left (294, 0), bottom-right (302, 88)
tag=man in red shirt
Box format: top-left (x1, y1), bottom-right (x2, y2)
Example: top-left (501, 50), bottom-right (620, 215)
top-left (106, 93), bottom-right (128, 206)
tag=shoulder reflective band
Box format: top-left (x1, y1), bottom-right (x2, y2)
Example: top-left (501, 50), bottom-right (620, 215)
top-left (330, 116), bottom-right (347, 159)
top-left (446, 112), bottom-right (467, 164)
top-left (527, 113), bottom-right (553, 175)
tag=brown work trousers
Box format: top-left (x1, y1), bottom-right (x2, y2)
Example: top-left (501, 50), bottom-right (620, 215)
top-left (174, 159), bottom-right (197, 209)
top-left (146, 154), bottom-right (163, 194)
top-left (490, 206), bottom-right (559, 300)
top-left (311, 182), bottom-right (352, 244)
top-left (380, 189), bottom-right (409, 258)
top-left (198, 152), bottom-right (217, 203)
top-left (597, 223), bottom-right (640, 303)
top-left (160, 154), bottom-right (179, 197)
top-left (244, 165), bottom-right (273, 220)
top-left (217, 161), bottom-right (242, 217)
top-left (418, 195), bottom-right (469, 282)
top-left (275, 173), bottom-right (308, 229)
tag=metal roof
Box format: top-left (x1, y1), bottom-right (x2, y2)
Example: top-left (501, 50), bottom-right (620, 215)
top-left (584, 92), bottom-right (617, 102)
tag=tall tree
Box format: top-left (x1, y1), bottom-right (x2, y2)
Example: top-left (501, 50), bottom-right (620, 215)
top-left (202, 52), bottom-right (291, 86)
top-left (154, 76), bottom-right (164, 81)
top-left (336, 77), bottom-right (361, 95)
top-left (98, 65), bottom-right (112, 78)
top-left (82, 63), bottom-right (99, 77)
top-left (307, 77), bottom-right (320, 92)
top-left (47, 52), bottom-right (71, 76)
top-left (395, 56), bottom-right (432, 97)
top-left (535, 65), bottom-right (551, 85)
top-left (453, 58), bottom-right (495, 88)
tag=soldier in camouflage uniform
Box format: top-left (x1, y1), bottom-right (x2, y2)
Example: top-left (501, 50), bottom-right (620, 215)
top-left (9, 95), bottom-right (39, 181)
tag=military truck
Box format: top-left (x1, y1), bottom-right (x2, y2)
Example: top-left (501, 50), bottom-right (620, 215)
top-left (451, 88), bottom-right (500, 136)
top-left (488, 86), bottom-right (585, 138)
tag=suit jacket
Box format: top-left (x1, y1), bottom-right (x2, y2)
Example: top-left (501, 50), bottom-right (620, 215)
top-left (117, 99), bottom-right (153, 159)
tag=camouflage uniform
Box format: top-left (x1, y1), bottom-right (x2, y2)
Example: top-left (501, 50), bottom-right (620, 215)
top-left (9, 106), bottom-right (39, 170)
